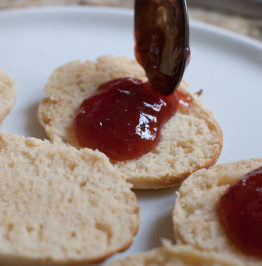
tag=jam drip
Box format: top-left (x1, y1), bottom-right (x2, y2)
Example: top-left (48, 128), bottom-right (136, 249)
top-left (217, 167), bottom-right (262, 258)
top-left (135, 0), bottom-right (190, 95)
top-left (74, 78), bottom-right (181, 161)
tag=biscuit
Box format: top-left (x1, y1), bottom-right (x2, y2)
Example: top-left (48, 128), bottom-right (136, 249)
top-left (0, 133), bottom-right (139, 265)
top-left (109, 241), bottom-right (242, 266)
top-left (38, 55), bottom-right (222, 189)
top-left (0, 68), bottom-right (16, 125)
top-left (173, 159), bottom-right (262, 266)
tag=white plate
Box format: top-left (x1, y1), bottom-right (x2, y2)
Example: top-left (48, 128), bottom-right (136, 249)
top-left (0, 6), bottom-right (262, 264)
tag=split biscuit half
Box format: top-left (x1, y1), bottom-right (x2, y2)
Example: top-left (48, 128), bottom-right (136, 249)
top-left (38, 55), bottom-right (222, 189)
top-left (173, 159), bottom-right (262, 266)
top-left (0, 133), bottom-right (139, 265)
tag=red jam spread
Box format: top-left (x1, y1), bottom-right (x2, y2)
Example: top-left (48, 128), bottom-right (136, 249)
top-left (217, 167), bottom-right (262, 258)
top-left (73, 0), bottom-right (191, 160)
top-left (74, 78), bottom-right (191, 161)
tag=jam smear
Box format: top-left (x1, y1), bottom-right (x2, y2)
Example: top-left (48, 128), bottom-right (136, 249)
top-left (135, 0), bottom-right (190, 95)
top-left (217, 167), bottom-right (262, 258)
top-left (73, 78), bottom-right (187, 161)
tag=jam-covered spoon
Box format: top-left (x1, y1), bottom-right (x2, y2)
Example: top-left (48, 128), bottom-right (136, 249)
top-left (73, 0), bottom-right (191, 160)
top-left (135, 0), bottom-right (190, 95)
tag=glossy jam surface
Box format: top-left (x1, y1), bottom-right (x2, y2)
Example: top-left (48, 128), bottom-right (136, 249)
top-left (217, 167), bottom-right (262, 258)
top-left (176, 90), bottom-right (192, 111)
top-left (135, 0), bottom-right (190, 95)
top-left (74, 78), bottom-right (179, 160)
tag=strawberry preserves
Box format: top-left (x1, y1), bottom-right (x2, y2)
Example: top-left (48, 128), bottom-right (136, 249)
top-left (217, 167), bottom-right (262, 258)
top-left (74, 78), bottom-right (185, 160)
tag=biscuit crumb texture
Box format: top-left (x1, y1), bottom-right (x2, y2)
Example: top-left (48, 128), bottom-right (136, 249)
top-left (38, 55), bottom-right (223, 189)
top-left (0, 68), bottom-right (16, 125)
top-left (109, 241), bottom-right (242, 266)
top-left (173, 159), bottom-right (262, 266)
top-left (0, 133), bottom-right (139, 265)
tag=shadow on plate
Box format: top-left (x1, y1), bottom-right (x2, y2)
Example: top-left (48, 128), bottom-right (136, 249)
top-left (144, 212), bottom-right (174, 249)
top-left (25, 101), bottom-right (47, 140)
top-left (134, 186), bottom-right (179, 199)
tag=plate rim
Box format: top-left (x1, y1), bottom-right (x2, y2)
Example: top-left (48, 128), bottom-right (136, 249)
top-left (0, 5), bottom-right (261, 51)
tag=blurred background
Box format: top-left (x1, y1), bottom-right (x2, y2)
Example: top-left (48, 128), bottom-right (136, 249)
top-left (0, 0), bottom-right (261, 41)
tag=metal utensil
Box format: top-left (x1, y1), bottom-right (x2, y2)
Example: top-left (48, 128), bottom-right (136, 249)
top-left (134, 0), bottom-right (190, 95)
